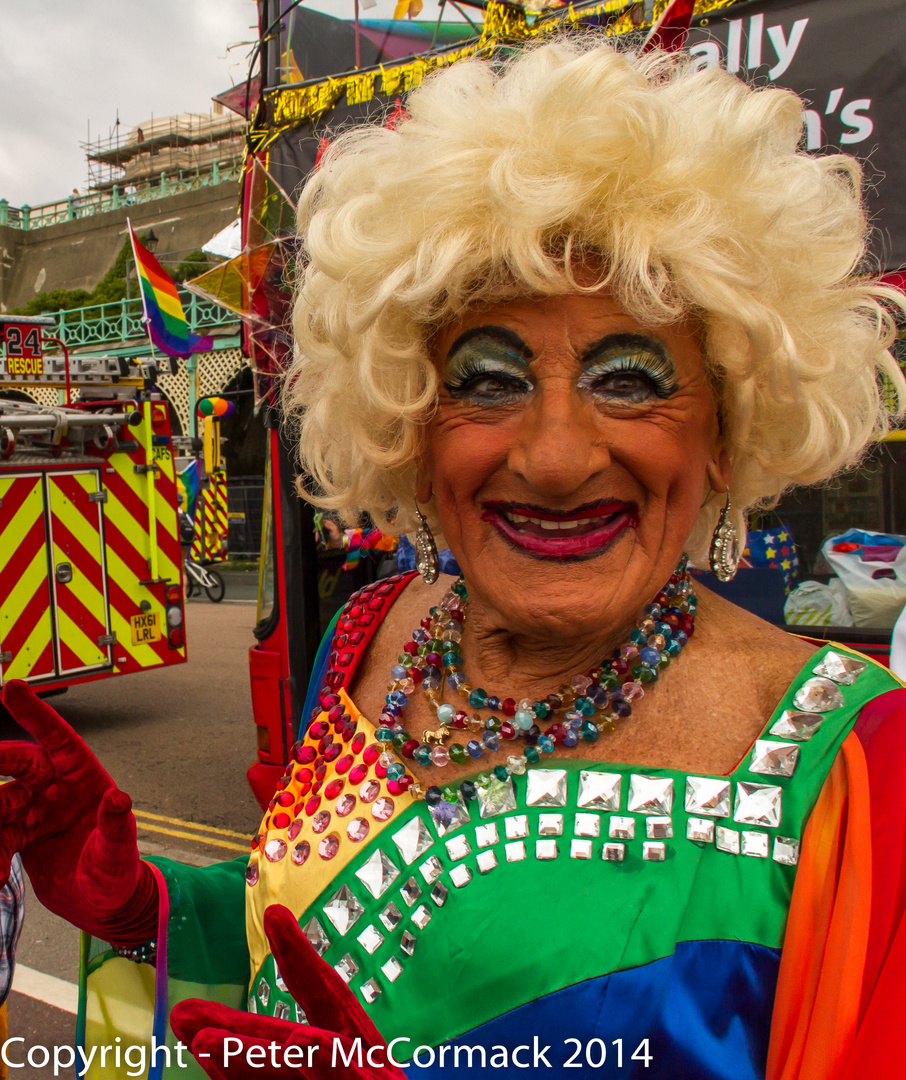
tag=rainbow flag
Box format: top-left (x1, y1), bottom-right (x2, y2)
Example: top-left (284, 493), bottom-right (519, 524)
top-left (128, 222), bottom-right (213, 358)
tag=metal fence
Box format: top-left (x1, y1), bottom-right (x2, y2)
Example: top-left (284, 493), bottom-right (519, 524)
top-left (227, 475), bottom-right (265, 559)
top-left (51, 292), bottom-right (235, 348)
top-left (0, 162), bottom-right (243, 231)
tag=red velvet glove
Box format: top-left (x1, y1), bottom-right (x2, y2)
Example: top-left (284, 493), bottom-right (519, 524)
top-left (0, 680), bottom-right (158, 944)
top-left (170, 905), bottom-right (408, 1080)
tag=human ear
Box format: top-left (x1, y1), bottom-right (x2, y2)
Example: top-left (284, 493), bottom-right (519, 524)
top-left (705, 447), bottom-right (732, 496)
top-left (415, 460), bottom-right (433, 506)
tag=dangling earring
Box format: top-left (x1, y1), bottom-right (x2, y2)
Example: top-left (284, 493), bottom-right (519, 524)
top-left (413, 501), bottom-right (439, 584)
top-left (709, 492), bottom-right (740, 582)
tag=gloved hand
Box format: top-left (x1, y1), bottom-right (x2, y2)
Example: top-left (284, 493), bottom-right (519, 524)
top-left (170, 905), bottom-right (408, 1079)
top-left (0, 680), bottom-right (158, 944)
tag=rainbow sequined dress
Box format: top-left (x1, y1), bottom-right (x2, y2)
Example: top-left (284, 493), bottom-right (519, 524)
top-left (79, 577), bottom-right (906, 1080)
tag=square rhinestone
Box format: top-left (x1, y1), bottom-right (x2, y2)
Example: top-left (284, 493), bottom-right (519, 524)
top-left (526, 769), bottom-right (568, 807)
top-left (535, 839), bottom-right (558, 860)
top-left (684, 776), bottom-right (730, 818)
top-left (399, 877), bottom-right (422, 907)
top-left (741, 831), bottom-right (769, 858)
top-left (356, 924), bottom-right (385, 954)
top-left (400, 930), bottom-right (417, 956)
top-left (379, 902), bottom-right (402, 931)
top-left (749, 739), bottom-right (800, 778)
top-left (686, 817), bottom-right (715, 843)
top-left (334, 954), bottom-right (359, 984)
top-left (391, 817), bottom-right (434, 865)
top-left (430, 882), bottom-right (448, 906)
top-left (247, 995), bottom-right (257, 1014)
top-left (574, 813), bottom-right (601, 838)
top-left (734, 782), bottom-right (782, 828)
top-left (445, 835), bottom-right (472, 861)
top-left (257, 978), bottom-right (270, 1008)
top-left (577, 770), bottom-right (622, 811)
top-left (476, 849), bottom-right (498, 874)
top-left (411, 904), bottom-right (432, 929)
top-left (475, 823), bottom-right (499, 848)
top-left (354, 848), bottom-right (400, 899)
top-left (812, 650), bottom-right (867, 685)
top-left (429, 794), bottom-right (471, 837)
top-left (476, 775), bottom-right (517, 818)
top-left (570, 839), bottom-right (593, 859)
top-left (793, 677), bottom-right (844, 713)
top-left (538, 813), bottom-right (563, 836)
top-left (322, 884), bottom-right (365, 936)
top-left (773, 836), bottom-right (800, 866)
top-left (381, 956), bottom-right (403, 983)
top-left (505, 840), bottom-right (527, 862)
top-left (302, 917), bottom-right (330, 957)
top-left (628, 775), bottom-right (674, 815)
top-left (274, 1000), bottom-right (290, 1022)
top-left (646, 816), bottom-right (673, 840)
top-left (770, 710), bottom-right (823, 742)
top-left (418, 856), bottom-right (444, 884)
top-left (609, 816), bottom-right (635, 840)
top-left (602, 842), bottom-right (625, 862)
top-left (360, 978), bottom-right (381, 1004)
top-left (715, 826), bottom-right (740, 854)
top-left (450, 864), bottom-right (473, 888)
top-left (505, 815), bottom-right (529, 839)
top-left (643, 841), bottom-right (666, 861)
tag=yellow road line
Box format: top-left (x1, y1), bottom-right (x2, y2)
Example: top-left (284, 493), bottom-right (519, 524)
top-left (134, 809), bottom-right (251, 840)
top-left (135, 820), bottom-right (248, 854)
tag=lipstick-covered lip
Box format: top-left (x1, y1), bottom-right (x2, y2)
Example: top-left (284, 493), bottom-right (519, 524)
top-left (480, 499), bottom-right (639, 559)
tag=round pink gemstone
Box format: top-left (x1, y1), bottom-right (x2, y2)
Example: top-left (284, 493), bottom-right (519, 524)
top-left (318, 834), bottom-right (340, 860)
top-left (245, 861), bottom-right (259, 886)
top-left (312, 810), bottom-right (331, 834)
top-left (372, 797), bottom-right (394, 822)
top-left (359, 780), bottom-right (380, 803)
top-left (291, 841), bottom-right (310, 866)
top-left (264, 838), bottom-right (287, 863)
top-left (335, 794), bottom-right (356, 817)
top-left (287, 818), bottom-right (303, 840)
top-left (346, 817), bottom-right (370, 842)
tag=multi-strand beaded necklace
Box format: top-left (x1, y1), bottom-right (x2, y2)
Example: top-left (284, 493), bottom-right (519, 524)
top-left (376, 558), bottom-right (697, 806)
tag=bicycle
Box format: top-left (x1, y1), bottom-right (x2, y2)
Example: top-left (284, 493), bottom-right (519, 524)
top-left (184, 555), bottom-right (226, 603)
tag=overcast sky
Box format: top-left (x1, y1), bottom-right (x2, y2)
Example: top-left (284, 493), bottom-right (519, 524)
top-left (0, 0), bottom-right (451, 207)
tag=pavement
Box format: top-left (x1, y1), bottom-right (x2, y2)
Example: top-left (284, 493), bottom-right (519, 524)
top-left (0, 580), bottom-right (265, 1078)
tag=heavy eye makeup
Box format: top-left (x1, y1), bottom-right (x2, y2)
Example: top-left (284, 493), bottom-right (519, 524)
top-left (442, 327), bottom-right (534, 407)
top-left (576, 333), bottom-right (680, 404)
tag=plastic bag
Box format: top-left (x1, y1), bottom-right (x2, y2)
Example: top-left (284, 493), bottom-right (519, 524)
top-left (822, 529), bottom-right (906, 629)
top-left (784, 579), bottom-right (854, 626)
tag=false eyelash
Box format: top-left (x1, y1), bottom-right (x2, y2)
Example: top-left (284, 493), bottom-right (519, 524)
top-left (579, 351), bottom-right (679, 399)
top-left (444, 357), bottom-right (534, 401)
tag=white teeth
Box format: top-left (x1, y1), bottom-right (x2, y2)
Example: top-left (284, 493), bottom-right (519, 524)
top-left (511, 514), bottom-right (529, 523)
top-left (504, 512), bottom-right (609, 532)
top-left (539, 520), bottom-right (560, 530)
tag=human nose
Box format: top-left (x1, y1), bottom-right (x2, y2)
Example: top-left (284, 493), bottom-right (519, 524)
top-left (506, 382), bottom-right (611, 498)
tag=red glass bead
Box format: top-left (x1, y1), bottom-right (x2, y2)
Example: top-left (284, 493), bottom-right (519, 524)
top-left (401, 739), bottom-right (419, 758)
top-left (335, 754), bottom-right (354, 775)
top-left (449, 609), bottom-right (465, 623)
top-left (363, 744), bottom-right (380, 765)
top-left (549, 723), bottom-right (568, 743)
top-left (680, 614), bottom-right (695, 635)
top-left (324, 778), bottom-right (345, 800)
top-left (420, 617), bottom-right (432, 629)
top-left (349, 763), bottom-right (368, 784)
top-left (612, 658), bottom-right (629, 676)
top-left (452, 711), bottom-right (468, 729)
top-left (499, 721), bottom-right (516, 740)
top-left (397, 774), bottom-right (413, 791)
top-left (276, 791), bottom-right (294, 807)
top-left (410, 667), bottom-right (424, 683)
top-left (404, 641), bottom-right (418, 655)
top-left (309, 720), bottom-right (329, 740)
top-left (501, 698), bottom-right (516, 716)
top-left (272, 812), bottom-right (290, 829)
top-left (304, 796), bottom-right (321, 816)
top-left (426, 653), bottom-right (442, 667)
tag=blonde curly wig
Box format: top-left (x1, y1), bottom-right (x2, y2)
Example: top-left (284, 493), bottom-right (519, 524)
top-left (286, 35), bottom-right (906, 561)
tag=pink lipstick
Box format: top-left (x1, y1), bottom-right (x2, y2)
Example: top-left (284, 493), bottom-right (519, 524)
top-left (481, 500), bottom-right (639, 559)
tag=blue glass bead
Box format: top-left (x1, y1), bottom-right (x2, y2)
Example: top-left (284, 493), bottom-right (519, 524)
top-left (468, 688), bottom-right (488, 709)
top-left (564, 710), bottom-right (584, 730)
top-left (387, 690), bottom-right (408, 707)
top-left (376, 726), bottom-right (394, 742)
top-left (391, 664), bottom-right (408, 680)
top-left (656, 621), bottom-right (673, 639)
top-left (580, 720), bottom-right (599, 742)
top-left (425, 665), bottom-right (442, 680)
top-left (449, 672), bottom-right (468, 688)
top-left (563, 729), bottom-right (580, 748)
top-left (413, 629), bottom-right (430, 644)
top-left (482, 731), bottom-right (501, 752)
top-left (466, 740), bottom-right (483, 758)
top-left (425, 786), bottom-right (442, 806)
top-left (524, 745), bottom-right (540, 763)
top-left (666, 640), bottom-right (681, 658)
top-left (413, 745), bottom-right (432, 766)
top-left (436, 704), bottom-right (455, 724)
top-left (674, 630), bottom-right (688, 648)
top-left (630, 629), bottom-right (647, 646)
top-left (588, 685), bottom-right (609, 707)
top-left (460, 780), bottom-right (477, 801)
top-left (386, 762), bottom-right (405, 781)
top-left (494, 764), bottom-right (509, 782)
top-left (486, 696), bottom-right (501, 712)
top-left (383, 703), bottom-right (400, 716)
top-left (513, 709), bottom-right (534, 730)
top-left (664, 583), bottom-right (678, 597)
top-left (442, 653), bottom-right (460, 668)
top-left (537, 735), bottom-right (555, 754)
top-left (639, 647), bottom-right (661, 667)
top-left (575, 696), bottom-right (595, 717)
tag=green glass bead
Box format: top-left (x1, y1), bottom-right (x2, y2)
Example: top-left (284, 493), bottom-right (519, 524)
top-left (580, 720), bottom-right (600, 742)
top-left (494, 764), bottom-right (509, 782)
top-left (639, 667), bottom-right (658, 684)
top-left (442, 785), bottom-right (459, 804)
top-left (631, 665), bottom-right (646, 681)
top-left (449, 743), bottom-right (468, 764)
top-left (452, 580), bottom-right (467, 598)
top-left (524, 745), bottom-right (540, 763)
top-left (484, 716), bottom-right (501, 732)
top-left (400, 654), bottom-right (414, 668)
top-left (469, 688), bottom-right (488, 708)
top-left (391, 732), bottom-right (407, 749)
top-left (428, 638), bottom-right (444, 653)
top-left (576, 696), bottom-right (595, 717)
top-left (417, 643), bottom-right (429, 656)
top-left (688, 593), bottom-right (698, 606)
top-left (658, 655), bottom-right (670, 670)
top-left (532, 701), bottom-right (550, 720)
top-left (599, 671), bottom-right (618, 689)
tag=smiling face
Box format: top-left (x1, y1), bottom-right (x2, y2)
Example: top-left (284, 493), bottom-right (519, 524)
top-left (418, 290), bottom-right (729, 644)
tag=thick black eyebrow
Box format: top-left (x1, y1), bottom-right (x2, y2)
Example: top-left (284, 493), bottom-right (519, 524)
top-left (446, 325), bottom-right (534, 361)
top-left (579, 332), bottom-right (670, 366)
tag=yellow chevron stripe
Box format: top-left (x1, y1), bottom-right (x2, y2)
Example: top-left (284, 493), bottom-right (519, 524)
top-left (56, 606), bottom-right (104, 670)
top-left (4, 605), bottom-right (53, 680)
top-left (0, 478), bottom-right (43, 551)
top-left (1, 546), bottom-right (53, 680)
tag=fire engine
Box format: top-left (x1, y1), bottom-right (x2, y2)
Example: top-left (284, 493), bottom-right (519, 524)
top-left (0, 314), bottom-right (187, 693)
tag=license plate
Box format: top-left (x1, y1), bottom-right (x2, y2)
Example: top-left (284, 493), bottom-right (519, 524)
top-left (130, 611), bottom-right (161, 645)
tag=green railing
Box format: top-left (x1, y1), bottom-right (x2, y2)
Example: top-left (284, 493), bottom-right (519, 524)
top-left (53, 293), bottom-right (235, 348)
top-left (0, 162), bottom-right (243, 231)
